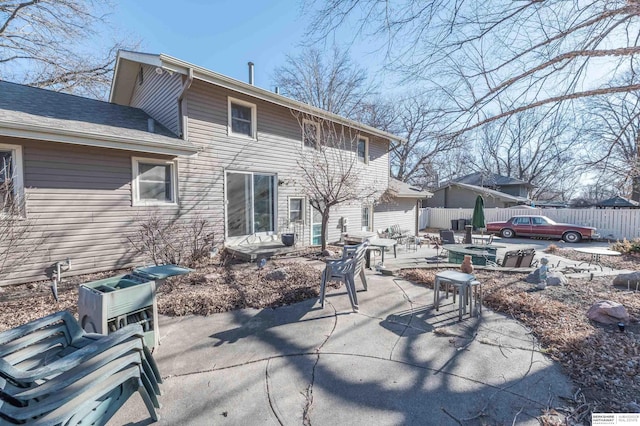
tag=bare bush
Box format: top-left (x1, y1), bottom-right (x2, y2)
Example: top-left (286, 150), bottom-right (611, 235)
top-left (127, 212), bottom-right (216, 268)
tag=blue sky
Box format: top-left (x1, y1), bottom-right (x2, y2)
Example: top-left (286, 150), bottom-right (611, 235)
top-left (112, 1), bottom-right (386, 90)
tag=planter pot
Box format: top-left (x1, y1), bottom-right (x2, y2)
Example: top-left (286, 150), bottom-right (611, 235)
top-left (281, 233), bottom-right (296, 246)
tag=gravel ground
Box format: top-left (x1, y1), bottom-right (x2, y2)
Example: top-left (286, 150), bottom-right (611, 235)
top-left (1, 246), bottom-right (638, 419)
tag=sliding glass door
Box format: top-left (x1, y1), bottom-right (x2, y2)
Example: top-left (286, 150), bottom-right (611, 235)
top-left (226, 171), bottom-right (276, 237)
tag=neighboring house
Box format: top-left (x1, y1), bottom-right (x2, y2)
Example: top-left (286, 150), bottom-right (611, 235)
top-left (0, 50), bottom-right (404, 285)
top-left (452, 172), bottom-right (534, 199)
top-left (424, 181), bottom-right (529, 208)
top-left (374, 179), bottom-right (432, 235)
top-left (596, 196), bottom-right (640, 209)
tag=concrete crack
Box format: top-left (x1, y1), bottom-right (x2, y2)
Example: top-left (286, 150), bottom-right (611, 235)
top-left (389, 278), bottom-right (415, 360)
top-left (265, 358), bottom-right (284, 426)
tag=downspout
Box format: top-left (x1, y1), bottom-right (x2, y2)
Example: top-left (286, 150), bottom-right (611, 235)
top-left (177, 67), bottom-right (194, 140)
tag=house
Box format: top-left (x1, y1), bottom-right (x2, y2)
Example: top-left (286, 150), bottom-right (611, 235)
top-left (424, 172), bottom-right (533, 208)
top-left (452, 172), bottom-right (533, 199)
top-left (374, 179), bottom-right (432, 234)
top-left (0, 50), bottom-right (409, 285)
top-left (596, 196), bottom-right (640, 209)
top-left (424, 182), bottom-right (529, 208)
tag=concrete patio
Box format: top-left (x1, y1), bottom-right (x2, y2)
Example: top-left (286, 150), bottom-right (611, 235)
top-left (108, 256), bottom-right (579, 425)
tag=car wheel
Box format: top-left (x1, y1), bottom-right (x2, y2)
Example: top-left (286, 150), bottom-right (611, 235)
top-left (563, 231), bottom-right (582, 243)
top-left (501, 228), bottom-right (515, 238)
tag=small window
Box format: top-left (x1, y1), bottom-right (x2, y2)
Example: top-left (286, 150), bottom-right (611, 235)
top-left (289, 197), bottom-right (305, 223)
top-left (357, 136), bottom-right (369, 163)
top-left (132, 157), bottom-right (177, 205)
top-left (0, 144), bottom-right (24, 213)
top-left (361, 205), bottom-right (371, 231)
top-left (228, 97), bottom-right (256, 138)
top-left (302, 120), bottom-right (319, 148)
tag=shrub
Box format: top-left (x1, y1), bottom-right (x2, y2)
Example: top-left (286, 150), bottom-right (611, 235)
top-left (611, 238), bottom-right (640, 254)
top-left (128, 212), bottom-right (216, 268)
top-left (544, 244), bottom-right (559, 253)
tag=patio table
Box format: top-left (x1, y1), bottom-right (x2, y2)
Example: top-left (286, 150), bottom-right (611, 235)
top-left (433, 271), bottom-right (478, 321)
top-left (366, 238), bottom-right (397, 268)
top-left (573, 247), bottom-right (621, 271)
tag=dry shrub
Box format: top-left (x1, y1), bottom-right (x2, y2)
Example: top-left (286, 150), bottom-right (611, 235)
top-left (400, 269), bottom-right (437, 288)
top-left (544, 243), bottom-right (559, 254)
top-left (611, 238), bottom-right (640, 254)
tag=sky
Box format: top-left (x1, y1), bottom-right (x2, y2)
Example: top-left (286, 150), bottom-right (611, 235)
top-left (112, 0), bottom-right (386, 91)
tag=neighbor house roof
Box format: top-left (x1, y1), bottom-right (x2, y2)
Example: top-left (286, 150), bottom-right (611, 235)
top-left (110, 50), bottom-right (406, 144)
top-left (0, 80), bottom-right (198, 157)
top-left (453, 172), bottom-right (535, 188)
top-left (388, 178), bottom-right (432, 199)
top-left (444, 182), bottom-right (530, 203)
top-left (596, 195), bottom-right (639, 208)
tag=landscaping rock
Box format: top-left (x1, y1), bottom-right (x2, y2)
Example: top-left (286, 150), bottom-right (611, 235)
top-left (587, 300), bottom-right (630, 325)
top-left (265, 268), bottom-right (288, 281)
top-left (612, 272), bottom-right (640, 291)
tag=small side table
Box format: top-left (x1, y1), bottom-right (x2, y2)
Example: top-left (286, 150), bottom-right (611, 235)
top-left (434, 271), bottom-right (477, 321)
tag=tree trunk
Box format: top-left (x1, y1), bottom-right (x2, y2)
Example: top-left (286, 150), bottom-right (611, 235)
top-left (320, 209), bottom-right (331, 252)
top-left (632, 175), bottom-right (640, 203)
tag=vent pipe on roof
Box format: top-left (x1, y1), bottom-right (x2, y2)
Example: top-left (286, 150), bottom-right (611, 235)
top-left (147, 118), bottom-right (155, 133)
top-left (275, 86), bottom-right (279, 94)
top-left (248, 62), bottom-right (254, 85)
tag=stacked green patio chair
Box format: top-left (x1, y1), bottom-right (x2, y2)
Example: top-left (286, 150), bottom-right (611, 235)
top-left (0, 310), bottom-right (161, 425)
top-left (319, 241), bottom-right (369, 312)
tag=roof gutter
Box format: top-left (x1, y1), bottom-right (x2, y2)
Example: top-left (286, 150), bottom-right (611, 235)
top-left (0, 120), bottom-right (199, 157)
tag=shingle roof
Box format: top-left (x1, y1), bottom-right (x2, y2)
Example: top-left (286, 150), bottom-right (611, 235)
top-left (596, 195), bottom-right (639, 208)
top-left (0, 80), bottom-right (197, 156)
top-left (453, 172), bottom-right (534, 188)
top-left (388, 178), bottom-right (432, 198)
top-left (447, 182), bottom-right (529, 203)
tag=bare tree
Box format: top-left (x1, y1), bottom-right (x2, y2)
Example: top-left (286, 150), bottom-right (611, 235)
top-left (0, 0), bottom-right (135, 99)
top-left (305, 0), bottom-right (640, 134)
top-left (468, 109), bottom-right (583, 201)
top-left (292, 112), bottom-right (384, 251)
top-left (389, 96), bottom-right (464, 186)
top-left (584, 80), bottom-right (640, 201)
top-left (0, 157), bottom-right (46, 281)
top-left (273, 46), bottom-right (375, 118)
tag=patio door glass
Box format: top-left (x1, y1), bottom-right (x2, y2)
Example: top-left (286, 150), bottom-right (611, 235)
top-left (226, 171), bottom-right (276, 237)
top-left (311, 205), bottom-right (322, 245)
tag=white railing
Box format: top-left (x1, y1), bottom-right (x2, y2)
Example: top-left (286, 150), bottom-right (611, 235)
top-left (419, 207), bottom-right (640, 241)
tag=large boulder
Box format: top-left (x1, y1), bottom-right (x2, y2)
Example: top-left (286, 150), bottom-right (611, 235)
top-left (612, 272), bottom-right (640, 290)
top-left (586, 300), bottom-right (630, 325)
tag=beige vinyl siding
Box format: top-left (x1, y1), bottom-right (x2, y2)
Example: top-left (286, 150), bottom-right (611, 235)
top-left (183, 80), bottom-right (389, 246)
top-left (0, 136), bottom-right (180, 286)
top-left (375, 198), bottom-right (419, 236)
top-left (130, 65), bottom-right (183, 136)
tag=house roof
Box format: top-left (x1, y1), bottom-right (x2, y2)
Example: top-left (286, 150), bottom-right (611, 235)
top-left (453, 172), bottom-right (534, 188)
top-left (441, 182), bottom-right (530, 203)
top-left (0, 80), bottom-right (198, 157)
top-left (110, 50), bottom-right (406, 144)
top-left (388, 178), bottom-right (432, 199)
top-left (596, 195), bottom-right (639, 208)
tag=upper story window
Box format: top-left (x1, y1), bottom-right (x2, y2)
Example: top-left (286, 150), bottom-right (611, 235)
top-left (132, 157), bottom-right (178, 206)
top-left (302, 120), bottom-right (319, 148)
top-left (357, 136), bottom-right (369, 164)
top-left (0, 143), bottom-right (24, 214)
top-left (228, 97), bottom-right (257, 139)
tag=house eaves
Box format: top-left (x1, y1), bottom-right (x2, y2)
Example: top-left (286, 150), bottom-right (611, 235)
top-left (451, 182), bottom-right (529, 203)
top-left (0, 80), bottom-right (198, 157)
top-left (110, 50), bottom-right (406, 144)
top-left (389, 178), bottom-right (432, 199)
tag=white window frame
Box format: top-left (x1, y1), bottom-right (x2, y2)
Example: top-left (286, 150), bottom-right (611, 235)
top-left (357, 135), bottom-right (369, 164)
top-left (361, 204), bottom-right (373, 231)
top-left (132, 157), bottom-right (178, 206)
top-left (302, 119), bottom-right (320, 149)
top-left (288, 196), bottom-right (306, 224)
top-left (0, 143), bottom-right (24, 214)
top-left (228, 96), bottom-right (257, 140)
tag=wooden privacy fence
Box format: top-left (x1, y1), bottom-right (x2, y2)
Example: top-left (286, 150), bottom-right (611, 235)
top-left (419, 207), bottom-right (640, 241)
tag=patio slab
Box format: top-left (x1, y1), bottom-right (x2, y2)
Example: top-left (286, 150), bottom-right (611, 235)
top-left (108, 272), bottom-right (575, 425)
